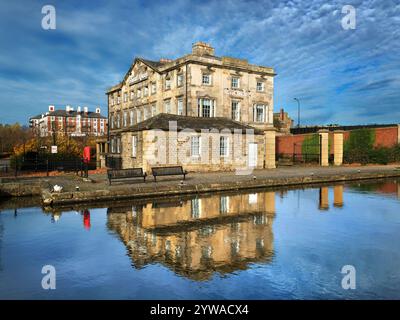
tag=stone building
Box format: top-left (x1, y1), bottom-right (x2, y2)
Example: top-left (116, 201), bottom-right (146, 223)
top-left (30, 105), bottom-right (107, 138)
top-left (105, 42), bottom-right (276, 171)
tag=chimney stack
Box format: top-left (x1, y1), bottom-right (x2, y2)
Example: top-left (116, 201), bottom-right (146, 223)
top-left (159, 58), bottom-right (173, 63)
top-left (83, 107), bottom-right (88, 114)
top-left (49, 105), bottom-right (55, 112)
top-left (192, 42), bottom-right (214, 56)
top-left (77, 106), bottom-right (81, 113)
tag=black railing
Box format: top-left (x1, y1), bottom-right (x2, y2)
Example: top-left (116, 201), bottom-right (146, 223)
top-left (276, 153), bottom-right (320, 166)
top-left (1, 156), bottom-right (97, 178)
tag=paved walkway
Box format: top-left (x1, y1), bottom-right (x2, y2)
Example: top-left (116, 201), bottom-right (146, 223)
top-left (9, 164), bottom-right (397, 193)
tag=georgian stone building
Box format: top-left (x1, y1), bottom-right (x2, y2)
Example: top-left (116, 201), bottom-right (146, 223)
top-left (105, 42), bottom-right (276, 171)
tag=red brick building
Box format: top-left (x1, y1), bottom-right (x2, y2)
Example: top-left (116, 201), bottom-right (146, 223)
top-left (29, 105), bottom-right (108, 138)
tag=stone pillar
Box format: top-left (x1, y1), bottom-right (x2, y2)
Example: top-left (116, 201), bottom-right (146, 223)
top-left (333, 130), bottom-right (344, 166)
top-left (318, 129), bottom-right (329, 167)
top-left (96, 142), bottom-right (101, 169)
top-left (333, 185), bottom-right (344, 208)
top-left (319, 187), bottom-right (329, 210)
top-left (398, 124), bottom-right (400, 144)
top-left (264, 128), bottom-right (276, 169)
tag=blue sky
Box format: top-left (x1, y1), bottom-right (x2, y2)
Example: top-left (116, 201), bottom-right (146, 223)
top-left (0, 0), bottom-right (399, 125)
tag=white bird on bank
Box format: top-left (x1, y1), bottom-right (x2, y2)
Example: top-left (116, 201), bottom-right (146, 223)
top-left (52, 185), bottom-right (63, 193)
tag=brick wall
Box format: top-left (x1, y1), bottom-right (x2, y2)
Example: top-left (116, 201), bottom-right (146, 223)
top-left (276, 126), bottom-right (399, 155)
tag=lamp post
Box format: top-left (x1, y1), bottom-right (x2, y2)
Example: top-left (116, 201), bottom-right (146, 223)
top-left (294, 97), bottom-right (301, 128)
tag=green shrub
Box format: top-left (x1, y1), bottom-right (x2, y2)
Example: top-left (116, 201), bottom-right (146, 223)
top-left (344, 128), bottom-right (375, 164)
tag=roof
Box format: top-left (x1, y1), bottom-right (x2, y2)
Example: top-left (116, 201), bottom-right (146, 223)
top-left (139, 58), bottom-right (167, 69)
top-left (121, 113), bottom-right (264, 134)
top-left (29, 114), bottom-right (42, 120)
top-left (31, 110), bottom-right (107, 119)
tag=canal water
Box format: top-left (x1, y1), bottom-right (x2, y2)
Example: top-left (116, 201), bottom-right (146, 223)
top-left (0, 179), bottom-right (400, 299)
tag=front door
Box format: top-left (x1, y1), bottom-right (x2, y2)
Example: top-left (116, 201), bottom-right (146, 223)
top-left (248, 143), bottom-right (258, 167)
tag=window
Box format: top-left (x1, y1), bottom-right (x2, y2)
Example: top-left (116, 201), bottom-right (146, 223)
top-left (137, 109), bottom-right (142, 123)
top-left (116, 138), bottom-right (121, 154)
top-left (137, 89), bottom-right (141, 98)
top-left (231, 101), bottom-right (240, 121)
top-left (220, 136), bottom-right (229, 157)
top-left (249, 193), bottom-right (258, 204)
top-left (254, 104), bottom-right (265, 122)
top-left (110, 115), bottom-right (114, 129)
top-left (220, 196), bottom-right (229, 214)
top-left (111, 138), bottom-right (115, 153)
top-left (165, 77), bottom-right (171, 90)
top-left (191, 136), bottom-right (201, 157)
top-left (130, 91), bottom-right (134, 100)
top-left (123, 111), bottom-right (128, 127)
top-left (256, 81), bottom-right (265, 92)
top-left (110, 97), bottom-right (114, 106)
top-left (198, 98), bottom-right (215, 117)
top-left (151, 82), bottom-right (157, 94)
top-left (116, 113), bottom-right (121, 128)
top-left (130, 110), bottom-right (135, 125)
top-left (177, 74), bottom-right (183, 87)
top-left (151, 104), bottom-right (156, 117)
top-left (117, 96), bottom-right (121, 104)
top-left (123, 92), bottom-right (128, 102)
top-left (191, 198), bottom-right (201, 218)
top-left (132, 135), bottom-right (137, 157)
top-left (144, 86), bottom-right (149, 96)
top-left (231, 77), bottom-right (240, 88)
top-left (164, 100), bottom-right (171, 113)
top-left (144, 107), bottom-right (149, 120)
top-left (177, 97), bottom-right (184, 115)
top-left (202, 73), bottom-right (211, 85)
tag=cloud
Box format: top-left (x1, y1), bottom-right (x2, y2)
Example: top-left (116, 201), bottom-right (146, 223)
top-left (0, 0), bottom-right (399, 125)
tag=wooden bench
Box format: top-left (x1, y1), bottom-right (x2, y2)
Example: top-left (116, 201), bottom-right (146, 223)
top-left (107, 168), bottom-right (147, 185)
top-left (151, 166), bottom-right (188, 182)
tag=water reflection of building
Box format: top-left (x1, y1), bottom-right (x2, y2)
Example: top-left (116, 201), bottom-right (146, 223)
top-left (107, 191), bottom-right (275, 280)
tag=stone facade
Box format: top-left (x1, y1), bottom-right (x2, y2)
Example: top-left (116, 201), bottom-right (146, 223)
top-left (106, 42), bottom-right (276, 171)
top-left (120, 127), bottom-right (266, 173)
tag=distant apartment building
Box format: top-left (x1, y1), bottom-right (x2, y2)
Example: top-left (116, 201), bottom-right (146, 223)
top-left (29, 105), bottom-right (108, 138)
top-left (105, 42), bottom-right (277, 171)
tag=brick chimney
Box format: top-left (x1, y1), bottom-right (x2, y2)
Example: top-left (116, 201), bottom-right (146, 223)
top-left (159, 58), bottom-right (173, 63)
top-left (192, 42), bottom-right (215, 56)
top-left (280, 108), bottom-right (285, 121)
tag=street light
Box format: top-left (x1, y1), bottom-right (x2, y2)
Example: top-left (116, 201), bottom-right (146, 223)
top-left (294, 98), bottom-right (301, 128)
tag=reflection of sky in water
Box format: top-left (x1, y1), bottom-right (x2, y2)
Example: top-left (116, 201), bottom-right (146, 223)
top-left (0, 180), bottom-right (399, 299)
